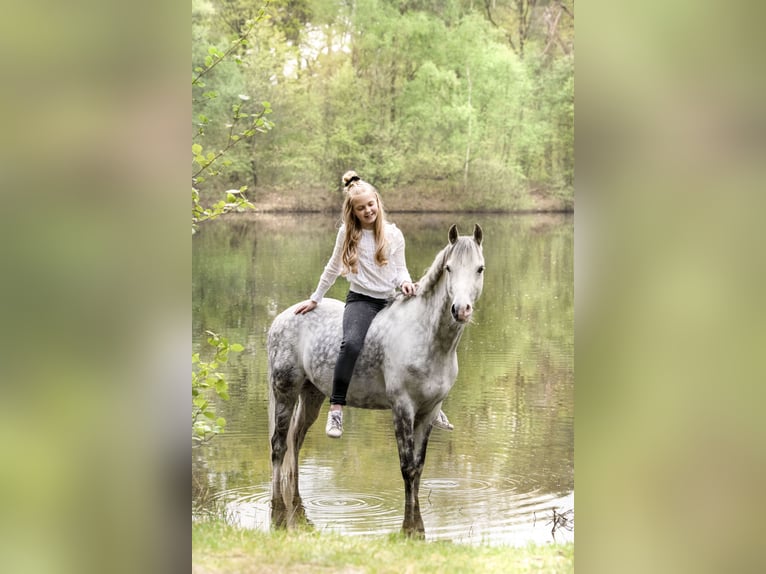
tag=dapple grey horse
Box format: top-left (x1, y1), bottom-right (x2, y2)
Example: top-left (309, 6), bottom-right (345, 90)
top-left (267, 224), bottom-right (484, 536)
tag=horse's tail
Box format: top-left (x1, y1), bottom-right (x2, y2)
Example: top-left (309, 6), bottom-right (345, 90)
top-left (266, 315), bottom-right (299, 506)
top-left (267, 356), bottom-right (276, 458)
top-left (266, 323), bottom-right (278, 459)
top-left (281, 398), bottom-right (301, 499)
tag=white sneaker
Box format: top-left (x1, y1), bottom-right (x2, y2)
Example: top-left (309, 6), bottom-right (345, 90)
top-left (432, 410), bottom-right (454, 431)
top-left (325, 409), bottom-right (343, 438)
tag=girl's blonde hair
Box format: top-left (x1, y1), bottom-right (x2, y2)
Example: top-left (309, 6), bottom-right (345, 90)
top-left (340, 170), bottom-right (388, 275)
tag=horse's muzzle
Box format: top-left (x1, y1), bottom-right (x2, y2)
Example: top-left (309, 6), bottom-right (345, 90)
top-left (451, 303), bottom-right (472, 322)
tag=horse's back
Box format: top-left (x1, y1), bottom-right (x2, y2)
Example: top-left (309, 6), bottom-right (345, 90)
top-left (267, 299), bottom-right (345, 391)
top-left (269, 299), bottom-right (343, 332)
top-left (268, 298), bottom-right (345, 351)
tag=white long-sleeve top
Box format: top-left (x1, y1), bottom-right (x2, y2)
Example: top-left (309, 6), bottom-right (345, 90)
top-left (310, 222), bottom-right (413, 303)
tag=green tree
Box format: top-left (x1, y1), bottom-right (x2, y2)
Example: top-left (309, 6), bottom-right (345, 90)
top-left (197, 0), bottom-right (573, 209)
top-left (192, 3), bottom-right (275, 445)
top-left (192, 4), bottom-right (275, 218)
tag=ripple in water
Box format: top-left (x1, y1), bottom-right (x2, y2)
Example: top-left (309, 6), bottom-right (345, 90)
top-left (211, 466), bottom-right (573, 546)
top-left (422, 477), bottom-right (493, 491)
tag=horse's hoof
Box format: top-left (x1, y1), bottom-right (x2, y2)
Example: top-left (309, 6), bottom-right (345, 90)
top-left (402, 528), bottom-right (426, 540)
top-left (270, 499), bottom-right (289, 529)
top-left (402, 520), bottom-right (426, 540)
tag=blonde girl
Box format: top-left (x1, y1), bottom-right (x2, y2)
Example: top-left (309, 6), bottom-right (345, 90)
top-left (295, 171), bottom-right (454, 438)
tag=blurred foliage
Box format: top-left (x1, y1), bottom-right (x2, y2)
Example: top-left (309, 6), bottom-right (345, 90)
top-left (574, 3), bottom-right (766, 573)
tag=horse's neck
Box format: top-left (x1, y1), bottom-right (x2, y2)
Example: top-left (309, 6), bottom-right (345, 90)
top-left (421, 281), bottom-right (465, 355)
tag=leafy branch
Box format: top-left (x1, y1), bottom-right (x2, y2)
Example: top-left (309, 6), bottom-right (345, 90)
top-left (192, 331), bottom-right (243, 446)
top-left (191, 99), bottom-right (274, 234)
top-left (192, 187), bottom-right (252, 230)
top-left (192, 5), bottom-right (271, 446)
top-left (192, 9), bottom-right (266, 87)
top-left (192, 99), bottom-right (273, 181)
top-left (191, 7), bottom-right (274, 234)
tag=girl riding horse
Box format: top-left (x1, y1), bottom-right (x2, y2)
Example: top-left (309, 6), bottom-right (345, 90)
top-left (293, 170), bottom-right (453, 438)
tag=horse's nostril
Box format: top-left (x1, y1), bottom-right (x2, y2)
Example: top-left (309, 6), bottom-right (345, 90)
top-left (451, 304), bottom-right (472, 321)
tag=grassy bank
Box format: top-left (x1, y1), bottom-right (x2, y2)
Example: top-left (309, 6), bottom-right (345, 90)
top-left (192, 520), bottom-right (574, 573)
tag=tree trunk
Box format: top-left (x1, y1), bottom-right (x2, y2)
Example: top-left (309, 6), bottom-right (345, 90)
top-left (463, 65), bottom-right (472, 193)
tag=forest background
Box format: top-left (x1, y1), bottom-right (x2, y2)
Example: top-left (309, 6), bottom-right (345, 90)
top-left (192, 0), bottom-right (574, 213)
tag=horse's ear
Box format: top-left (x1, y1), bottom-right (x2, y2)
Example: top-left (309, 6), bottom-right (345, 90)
top-left (473, 224), bottom-right (483, 246)
top-left (448, 224), bottom-right (459, 245)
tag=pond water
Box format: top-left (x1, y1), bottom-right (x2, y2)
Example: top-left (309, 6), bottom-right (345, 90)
top-left (192, 212), bottom-right (574, 546)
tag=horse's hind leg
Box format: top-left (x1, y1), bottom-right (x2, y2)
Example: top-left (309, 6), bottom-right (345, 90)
top-left (269, 365), bottom-right (301, 510)
top-left (283, 382), bottom-right (326, 502)
top-left (270, 379), bottom-right (324, 530)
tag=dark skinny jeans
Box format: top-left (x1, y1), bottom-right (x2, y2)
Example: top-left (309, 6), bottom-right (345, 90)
top-left (330, 291), bottom-right (389, 405)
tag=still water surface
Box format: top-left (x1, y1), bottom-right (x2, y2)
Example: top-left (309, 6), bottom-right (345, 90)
top-left (192, 212), bottom-right (573, 546)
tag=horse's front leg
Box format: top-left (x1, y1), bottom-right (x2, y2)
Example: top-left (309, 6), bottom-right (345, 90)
top-left (392, 403), bottom-right (432, 537)
top-left (410, 414), bottom-right (433, 535)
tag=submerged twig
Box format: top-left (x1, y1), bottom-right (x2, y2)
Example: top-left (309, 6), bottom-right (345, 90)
top-left (546, 507), bottom-right (574, 542)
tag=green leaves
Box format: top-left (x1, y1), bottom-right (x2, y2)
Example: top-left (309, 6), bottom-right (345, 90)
top-left (189, 1), bottom-right (570, 204)
top-left (208, 46), bottom-right (225, 58)
top-left (191, 76), bottom-right (273, 178)
top-left (191, 4), bottom-right (274, 216)
top-left (191, 330), bottom-right (243, 445)
top-left (192, 185), bottom-right (255, 234)
top-left (192, 7), bottom-right (276, 446)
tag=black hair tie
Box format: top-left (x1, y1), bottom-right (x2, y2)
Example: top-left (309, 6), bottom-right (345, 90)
top-left (344, 175), bottom-right (360, 187)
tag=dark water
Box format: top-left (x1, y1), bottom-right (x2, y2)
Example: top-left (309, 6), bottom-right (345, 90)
top-left (192, 212), bottom-right (573, 546)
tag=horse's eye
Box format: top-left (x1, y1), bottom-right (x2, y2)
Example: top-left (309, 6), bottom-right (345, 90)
top-left (478, 265), bottom-right (485, 274)
top-left (444, 265), bottom-right (451, 273)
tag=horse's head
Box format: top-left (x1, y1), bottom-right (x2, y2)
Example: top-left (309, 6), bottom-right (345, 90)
top-left (444, 224), bottom-right (485, 323)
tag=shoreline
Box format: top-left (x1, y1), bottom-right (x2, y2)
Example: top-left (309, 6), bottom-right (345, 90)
top-left (227, 186), bottom-right (574, 214)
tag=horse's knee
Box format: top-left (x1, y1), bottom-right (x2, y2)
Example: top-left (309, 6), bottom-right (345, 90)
top-left (271, 443), bottom-right (285, 464)
top-left (399, 461), bottom-right (419, 481)
top-left (271, 428), bottom-right (288, 461)
top-left (271, 365), bottom-right (297, 393)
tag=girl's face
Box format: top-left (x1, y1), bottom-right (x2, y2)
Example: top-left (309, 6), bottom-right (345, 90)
top-left (351, 191), bottom-right (378, 229)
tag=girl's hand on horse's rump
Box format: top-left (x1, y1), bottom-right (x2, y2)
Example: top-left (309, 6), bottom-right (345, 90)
top-left (295, 300), bottom-right (318, 315)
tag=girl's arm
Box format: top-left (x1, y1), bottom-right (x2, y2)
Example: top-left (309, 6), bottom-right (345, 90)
top-left (390, 226), bottom-right (414, 293)
top-left (296, 228), bottom-right (345, 315)
top-left (310, 226), bottom-right (345, 302)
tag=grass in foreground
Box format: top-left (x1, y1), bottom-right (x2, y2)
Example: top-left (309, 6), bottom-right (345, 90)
top-left (192, 520), bottom-right (573, 574)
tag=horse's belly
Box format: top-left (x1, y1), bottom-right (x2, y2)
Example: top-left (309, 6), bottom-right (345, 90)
top-left (344, 357), bottom-right (389, 409)
top-left (304, 343), bottom-right (389, 409)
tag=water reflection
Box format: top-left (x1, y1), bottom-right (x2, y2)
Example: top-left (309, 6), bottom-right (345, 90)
top-left (192, 213), bottom-right (573, 545)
